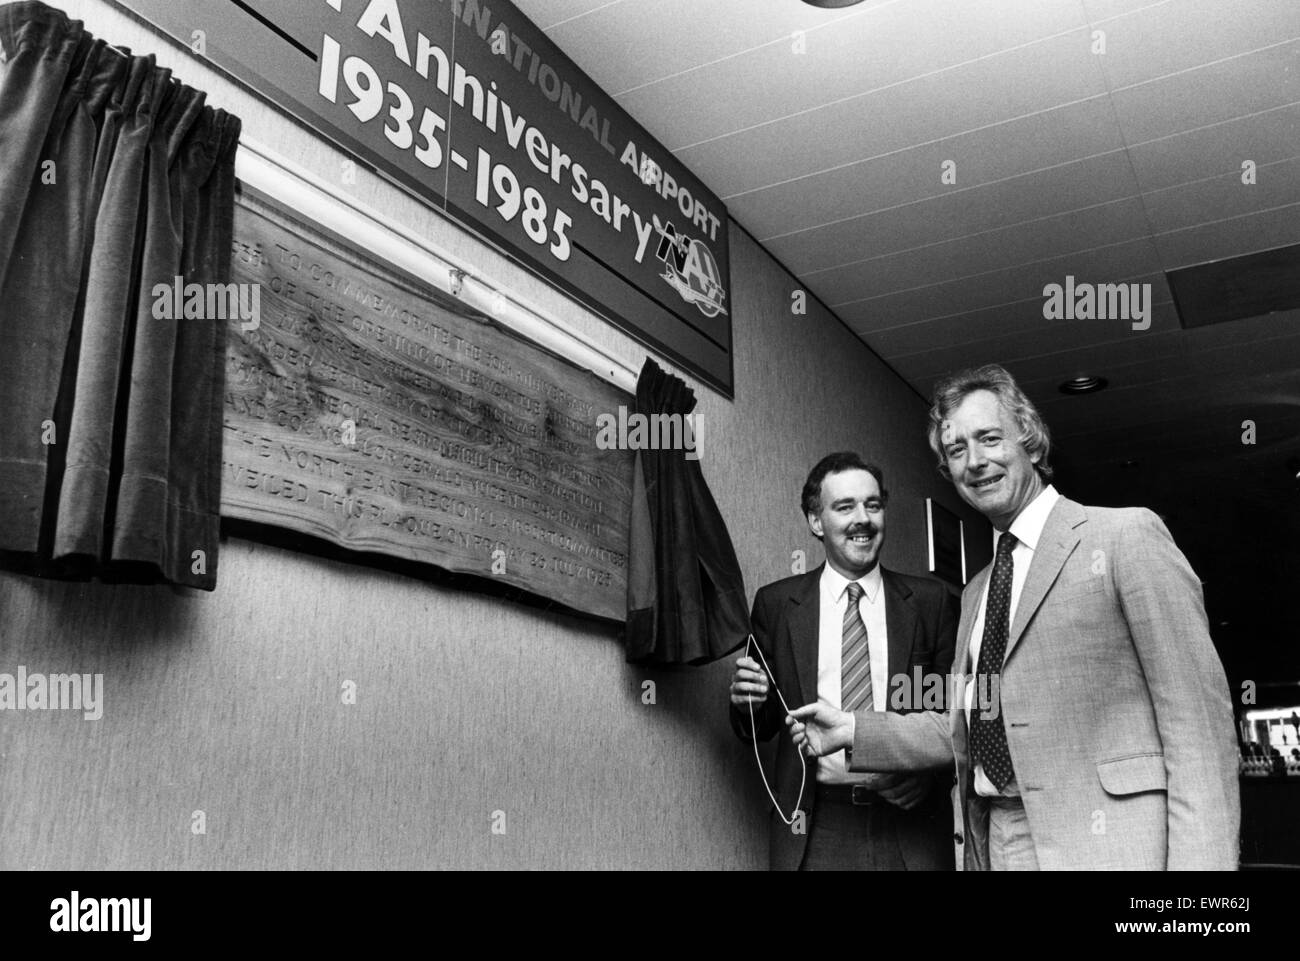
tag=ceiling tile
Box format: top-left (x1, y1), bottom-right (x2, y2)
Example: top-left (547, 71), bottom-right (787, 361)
top-left (1088, 0), bottom-right (1300, 90)
top-left (882, 272), bottom-right (1175, 375)
top-left (1035, 341), bottom-right (1300, 430)
top-left (727, 96), bottom-right (1124, 240)
top-left (1019, 323), bottom-right (1300, 398)
top-left (670, 29), bottom-right (1107, 198)
top-left (816, 197), bottom-right (1152, 305)
top-left (865, 298), bottom-right (1132, 356)
top-left (1142, 155), bottom-right (1300, 236)
top-left (890, 320), bottom-right (1137, 383)
top-left (525, 0), bottom-right (901, 95)
top-left (835, 238), bottom-right (1165, 331)
top-left (1127, 103), bottom-right (1300, 192)
top-left (1108, 40), bottom-right (1300, 143)
top-left (768, 150), bottom-right (1141, 275)
top-left (513, 0), bottom-right (631, 33)
top-left (1153, 202), bottom-right (1300, 268)
top-left (1080, 0), bottom-right (1180, 20)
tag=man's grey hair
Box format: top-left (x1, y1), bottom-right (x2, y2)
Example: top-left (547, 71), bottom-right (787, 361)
top-left (926, 364), bottom-right (1053, 481)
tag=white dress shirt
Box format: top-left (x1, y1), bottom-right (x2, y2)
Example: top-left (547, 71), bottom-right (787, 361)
top-left (817, 563), bottom-right (889, 784)
top-left (964, 484), bottom-right (1060, 797)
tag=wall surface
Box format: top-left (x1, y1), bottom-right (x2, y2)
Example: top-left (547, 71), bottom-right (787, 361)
top-left (0, 0), bottom-right (982, 870)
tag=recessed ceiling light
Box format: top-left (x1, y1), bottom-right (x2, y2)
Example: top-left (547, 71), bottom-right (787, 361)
top-left (1059, 375), bottom-right (1108, 394)
top-left (801, 0), bottom-right (869, 7)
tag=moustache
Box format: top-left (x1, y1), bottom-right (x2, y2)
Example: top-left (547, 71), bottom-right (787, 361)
top-left (845, 526), bottom-right (877, 538)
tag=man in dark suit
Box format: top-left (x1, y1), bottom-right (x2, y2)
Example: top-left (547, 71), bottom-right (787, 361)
top-left (730, 452), bottom-right (958, 870)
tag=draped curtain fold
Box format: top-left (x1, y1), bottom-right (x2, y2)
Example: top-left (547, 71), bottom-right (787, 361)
top-left (624, 358), bottom-right (750, 665)
top-left (0, 1), bottom-right (238, 589)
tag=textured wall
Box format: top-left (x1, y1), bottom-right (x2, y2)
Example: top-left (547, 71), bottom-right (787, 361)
top-left (0, 0), bottom-right (981, 869)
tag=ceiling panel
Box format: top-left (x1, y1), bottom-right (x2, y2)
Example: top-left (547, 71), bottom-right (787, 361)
top-left (726, 95), bottom-right (1125, 240)
top-left (889, 279), bottom-right (1177, 376)
top-left (525, 0), bottom-right (899, 95)
top-left (1108, 40), bottom-right (1300, 143)
top-left (604, 0), bottom-right (1091, 153)
top-left (1080, 0), bottom-right (1180, 19)
top-left (1152, 202), bottom-right (1300, 267)
top-left (1087, 0), bottom-right (1299, 89)
top-left (1023, 325), bottom-right (1300, 397)
top-left (834, 238), bottom-right (1166, 328)
top-left (669, 28), bottom-right (1108, 197)
top-left (1126, 103), bottom-right (1300, 191)
top-left (1033, 357), bottom-right (1300, 435)
top-left (816, 196), bottom-right (1152, 305)
top-left (866, 298), bottom-right (1172, 356)
top-left (1142, 156), bottom-right (1300, 236)
top-left (767, 150), bottom-right (1143, 276)
top-left (890, 319), bottom-right (1138, 382)
top-left (512, 0), bottom-right (632, 33)
top-left (1183, 306), bottom-right (1300, 351)
top-left (889, 297), bottom-right (1182, 363)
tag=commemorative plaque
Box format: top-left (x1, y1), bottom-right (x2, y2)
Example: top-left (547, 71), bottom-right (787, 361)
top-left (223, 188), bottom-right (633, 619)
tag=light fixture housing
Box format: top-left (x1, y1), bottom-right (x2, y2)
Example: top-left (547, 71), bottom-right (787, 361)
top-left (1059, 375), bottom-right (1108, 395)
top-left (801, 1), bottom-right (869, 7)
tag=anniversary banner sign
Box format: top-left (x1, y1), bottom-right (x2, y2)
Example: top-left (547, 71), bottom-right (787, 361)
top-left (224, 190), bottom-right (633, 619)
top-left (113, 0), bottom-right (735, 394)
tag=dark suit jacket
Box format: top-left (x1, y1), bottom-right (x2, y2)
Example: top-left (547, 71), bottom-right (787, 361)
top-left (730, 564), bottom-right (959, 870)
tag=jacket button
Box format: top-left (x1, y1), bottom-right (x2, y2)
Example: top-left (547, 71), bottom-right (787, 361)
top-left (953, 832), bottom-right (964, 845)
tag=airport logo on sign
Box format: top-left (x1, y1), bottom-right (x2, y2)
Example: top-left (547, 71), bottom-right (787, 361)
top-left (654, 220), bottom-right (728, 318)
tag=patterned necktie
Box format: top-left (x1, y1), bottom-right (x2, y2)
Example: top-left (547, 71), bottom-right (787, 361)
top-left (971, 532), bottom-right (1018, 791)
top-left (841, 582), bottom-right (873, 713)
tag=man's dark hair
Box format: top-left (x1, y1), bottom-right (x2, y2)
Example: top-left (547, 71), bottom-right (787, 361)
top-left (801, 452), bottom-right (888, 517)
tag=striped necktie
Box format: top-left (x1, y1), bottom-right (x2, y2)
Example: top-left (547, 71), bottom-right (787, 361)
top-left (841, 581), bottom-right (873, 713)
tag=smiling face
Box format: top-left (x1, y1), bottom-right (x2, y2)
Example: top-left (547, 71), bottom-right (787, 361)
top-left (807, 468), bottom-right (887, 580)
top-left (940, 389), bottom-right (1045, 531)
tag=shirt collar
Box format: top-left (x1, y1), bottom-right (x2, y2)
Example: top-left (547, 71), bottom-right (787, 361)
top-left (821, 561), bottom-right (883, 604)
top-left (1007, 484), bottom-right (1060, 553)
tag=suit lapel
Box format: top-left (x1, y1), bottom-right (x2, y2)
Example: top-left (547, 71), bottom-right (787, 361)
top-left (881, 569), bottom-right (918, 703)
top-left (1004, 497), bottom-right (1086, 662)
top-left (951, 567), bottom-right (988, 759)
top-left (955, 569), bottom-right (986, 676)
top-left (785, 566), bottom-right (822, 707)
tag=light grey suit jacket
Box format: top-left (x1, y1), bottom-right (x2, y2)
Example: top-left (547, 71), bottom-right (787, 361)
top-left (848, 496), bottom-right (1240, 870)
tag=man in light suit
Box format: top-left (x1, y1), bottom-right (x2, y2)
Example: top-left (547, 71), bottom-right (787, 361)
top-left (790, 366), bottom-right (1240, 870)
top-left (730, 452), bottom-right (958, 870)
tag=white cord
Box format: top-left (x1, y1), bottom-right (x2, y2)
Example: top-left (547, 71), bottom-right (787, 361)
top-left (744, 633), bottom-right (807, 826)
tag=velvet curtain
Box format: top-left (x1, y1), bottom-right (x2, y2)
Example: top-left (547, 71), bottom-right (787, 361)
top-left (624, 358), bottom-right (750, 665)
top-left (0, 2), bottom-right (238, 589)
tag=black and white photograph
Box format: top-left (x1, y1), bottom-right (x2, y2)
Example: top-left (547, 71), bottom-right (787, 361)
top-left (0, 0), bottom-right (1295, 935)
